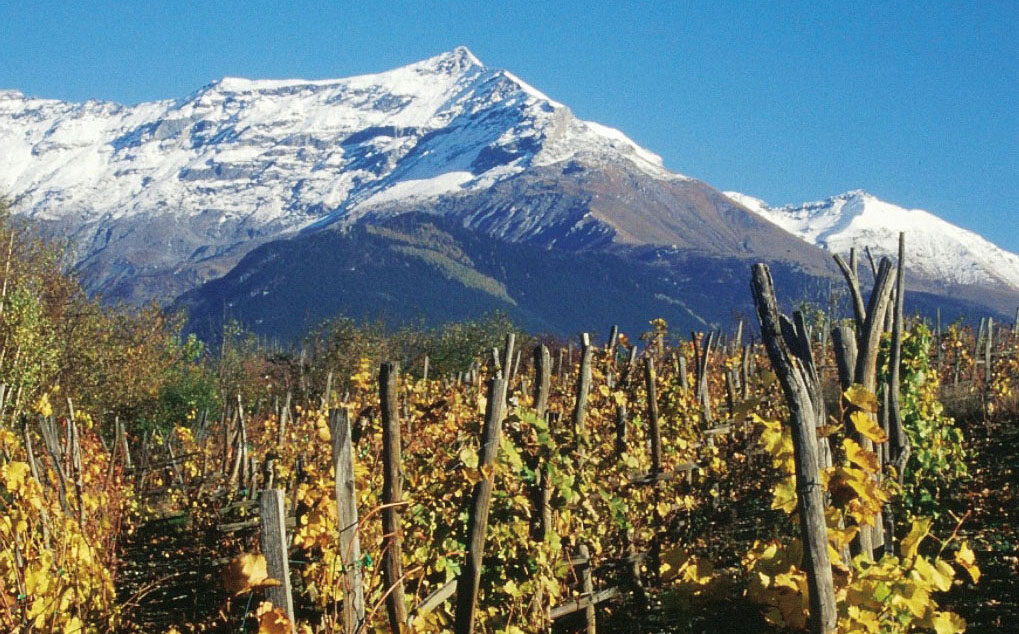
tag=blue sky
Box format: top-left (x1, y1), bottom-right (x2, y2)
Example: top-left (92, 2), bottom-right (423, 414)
top-left (3, 1), bottom-right (1017, 250)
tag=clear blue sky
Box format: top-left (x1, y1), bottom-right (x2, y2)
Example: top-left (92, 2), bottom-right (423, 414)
top-left (3, 1), bottom-right (1017, 250)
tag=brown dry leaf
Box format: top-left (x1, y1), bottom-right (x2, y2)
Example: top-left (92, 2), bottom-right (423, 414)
top-left (258, 607), bottom-right (293, 634)
top-left (222, 553), bottom-right (283, 596)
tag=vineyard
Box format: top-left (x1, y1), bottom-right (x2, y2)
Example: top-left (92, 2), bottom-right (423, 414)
top-left (0, 216), bottom-right (1016, 634)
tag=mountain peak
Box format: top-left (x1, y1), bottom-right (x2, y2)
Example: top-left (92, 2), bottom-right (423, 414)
top-left (731, 188), bottom-right (1019, 291)
top-left (838, 189), bottom-right (872, 200)
top-left (411, 46), bottom-right (485, 76)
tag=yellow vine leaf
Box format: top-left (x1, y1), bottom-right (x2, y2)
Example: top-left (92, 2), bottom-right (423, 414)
top-left (1, 461), bottom-right (31, 493)
top-left (893, 583), bottom-right (930, 619)
top-left (222, 553), bottom-right (283, 596)
top-left (35, 393), bottom-right (53, 418)
top-left (955, 541), bottom-right (980, 583)
top-left (659, 546), bottom-right (714, 587)
top-left (850, 411), bottom-right (888, 444)
top-left (25, 566), bottom-right (50, 596)
top-left (930, 611), bottom-right (966, 634)
top-left (459, 446), bottom-right (479, 470)
top-left (900, 518), bottom-right (931, 560)
top-left (771, 476), bottom-right (797, 514)
top-left (62, 617), bottom-right (84, 634)
top-left (847, 604), bottom-right (882, 633)
top-left (913, 556), bottom-right (954, 592)
top-left (843, 438), bottom-right (880, 474)
top-left (844, 384), bottom-right (878, 412)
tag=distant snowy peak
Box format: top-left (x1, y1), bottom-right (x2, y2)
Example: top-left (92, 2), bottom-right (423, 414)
top-left (725, 190), bottom-right (1019, 291)
top-left (0, 46), bottom-right (676, 230)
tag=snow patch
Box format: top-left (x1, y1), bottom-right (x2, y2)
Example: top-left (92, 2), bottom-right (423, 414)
top-left (359, 171), bottom-right (474, 207)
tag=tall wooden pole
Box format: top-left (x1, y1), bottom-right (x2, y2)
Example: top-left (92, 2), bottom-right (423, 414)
top-left (379, 362), bottom-right (408, 631)
top-left (751, 264), bottom-right (837, 634)
top-left (455, 373), bottom-right (509, 634)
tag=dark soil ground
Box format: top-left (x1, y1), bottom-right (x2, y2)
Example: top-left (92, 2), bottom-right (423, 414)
top-left (941, 415), bottom-right (1019, 633)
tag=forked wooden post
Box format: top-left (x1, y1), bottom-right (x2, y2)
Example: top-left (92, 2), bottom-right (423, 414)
top-left (888, 233), bottom-right (909, 469)
top-left (455, 373), bottom-right (509, 634)
top-left (751, 263), bottom-right (837, 634)
top-left (259, 489), bottom-right (295, 623)
top-left (379, 361), bottom-right (408, 631)
top-left (330, 408), bottom-right (365, 633)
top-left (835, 254), bottom-right (896, 556)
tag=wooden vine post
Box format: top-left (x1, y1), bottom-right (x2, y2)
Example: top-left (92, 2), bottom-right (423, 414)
top-left (572, 333), bottom-right (593, 447)
top-left (578, 543), bottom-right (596, 634)
top-left (330, 407), bottom-right (365, 633)
top-left (259, 488), bottom-right (295, 623)
top-left (454, 372), bottom-right (509, 634)
top-left (693, 331), bottom-right (716, 424)
top-left (643, 357), bottom-right (662, 475)
top-left (888, 233), bottom-right (909, 471)
top-left (751, 263), bottom-right (837, 634)
top-left (379, 361), bottom-right (408, 631)
top-left (833, 251), bottom-right (896, 555)
top-left (533, 344), bottom-right (551, 419)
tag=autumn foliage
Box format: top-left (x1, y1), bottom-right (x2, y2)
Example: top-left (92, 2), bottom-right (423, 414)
top-left (0, 201), bottom-right (1004, 633)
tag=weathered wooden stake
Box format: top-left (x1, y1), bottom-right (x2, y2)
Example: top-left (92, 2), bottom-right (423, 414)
top-left (751, 263), bottom-right (837, 634)
top-left (330, 408), bottom-right (365, 633)
top-left (533, 344), bottom-right (551, 419)
top-left (455, 373), bottom-right (508, 634)
top-left (678, 355), bottom-right (689, 392)
top-left (379, 361), bottom-right (408, 631)
top-left (259, 489), bottom-right (295, 623)
top-left (644, 357), bottom-right (662, 475)
top-left (741, 345), bottom-right (752, 400)
top-left (578, 543), bottom-right (596, 634)
top-left (572, 333), bottom-right (593, 445)
top-left (888, 233), bottom-right (909, 471)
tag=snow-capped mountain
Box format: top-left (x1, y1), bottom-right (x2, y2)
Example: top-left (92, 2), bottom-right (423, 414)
top-left (3, 46), bottom-right (1013, 324)
top-left (1, 47), bottom-right (674, 228)
top-left (1, 46), bottom-right (814, 304)
top-left (725, 190), bottom-right (1019, 292)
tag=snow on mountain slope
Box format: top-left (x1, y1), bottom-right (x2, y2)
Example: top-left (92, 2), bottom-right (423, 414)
top-left (0, 46), bottom-right (677, 231)
top-left (725, 190), bottom-right (1019, 291)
